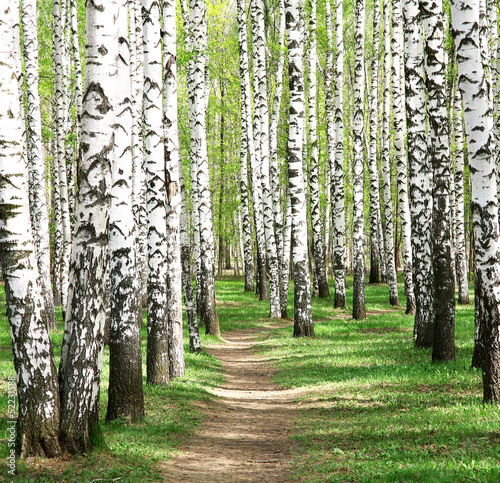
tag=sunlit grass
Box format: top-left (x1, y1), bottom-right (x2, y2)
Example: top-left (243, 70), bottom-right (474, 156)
top-left (1, 272), bottom-right (499, 482)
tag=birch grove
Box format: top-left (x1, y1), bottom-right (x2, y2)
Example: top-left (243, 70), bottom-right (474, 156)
top-left (6, 0), bottom-right (500, 463)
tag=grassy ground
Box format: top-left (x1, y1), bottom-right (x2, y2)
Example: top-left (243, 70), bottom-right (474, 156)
top-left (0, 274), bottom-right (499, 482)
top-left (258, 276), bottom-right (500, 482)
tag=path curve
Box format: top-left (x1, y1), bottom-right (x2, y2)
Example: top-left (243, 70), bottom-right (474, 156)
top-left (162, 327), bottom-right (299, 482)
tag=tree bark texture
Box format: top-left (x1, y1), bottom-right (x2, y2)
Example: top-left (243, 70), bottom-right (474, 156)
top-left (58, 0), bottom-right (119, 454)
top-left (0, 7), bottom-right (62, 457)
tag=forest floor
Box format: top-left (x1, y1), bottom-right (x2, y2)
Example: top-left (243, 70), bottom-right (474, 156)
top-left (161, 324), bottom-right (303, 482)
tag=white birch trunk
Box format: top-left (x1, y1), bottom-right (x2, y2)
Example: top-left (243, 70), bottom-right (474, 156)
top-left (163, 0), bottom-right (186, 379)
top-left (189, 0), bottom-right (220, 335)
top-left (0, 7), bottom-right (61, 457)
top-left (252, 0), bottom-right (281, 317)
top-left (143, 0), bottom-right (170, 383)
top-left (237, 0), bottom-right (254, 293)
top-left (58, 0), bottom-right (119, 454)
top-left (22, 0), bottom-right (57, 331)
top-left (368, 0), bottom-right (382, 285)
top-left (106, 2), bottom-right (144, 423)
top-left (308, 0), bottom-right (330, 299)
top-left (392, 0), bottom-right (415, 314)
top-left (285, 0), bottom-right (313, 336)
top-left (453, 89), bottom-right (470, 305)
top-left (333, 0), bottom-right (347, 309)
top-left (422, 0), bottom-right (456, 361)
top-left (131, 0), bottom-right (148, 307)
top-left (352, 0), bottom-right (367, 320)
top-left (451, 0), bottom-right (500, 401)
top-left (53, 0), bottom-right (71, 315)
top-left (381, 0), bottom-right (400, 307)
top-left (280, 190), bottom-right (292, 317)
top-left (404, 0), bottom-right (434, 347)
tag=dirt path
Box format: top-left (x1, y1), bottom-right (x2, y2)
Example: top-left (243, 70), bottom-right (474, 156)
top-left (162, 327), bottom-right (300, 482)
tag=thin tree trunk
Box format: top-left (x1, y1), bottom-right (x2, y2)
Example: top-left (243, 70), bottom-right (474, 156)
top-left (453, 87), bottom-right (470, 305)
top-left (144, 0), bottom-right (170, 384)
top-left (392, 0), bottom-right (415, 314)
top-left (308, 0), bottom-right (330, 299)
top-left (0, 8), bottom-right (62, 456)
top-left (180, 165), bottom-right (202, 353)
top-left (333, 0), bottom-right (347, 309)
top-left (236, 0), bottom-right (255, 293)
top-left (131, 0), bottom-right (148, 308)
top-left (252, 0), bottom-right (281, 317)
top-left (22, 0), bottom-right (57, 331)
top-left (58, 0), bottom-right (119, 454)
top-left (381, 0), bottom-right (400, 307)
top-left (352, 0), bottom-right (367, 320)
top-left (280, 189), bottom-right (292, 318)
top-left (189, 0), bottom-right (220, 335)
top-left (286, 0), bottom-right (314, 337)
top-left (368, 0), bottom-right (382, 285)
top-left (163, 0), bottom-right (186, 379)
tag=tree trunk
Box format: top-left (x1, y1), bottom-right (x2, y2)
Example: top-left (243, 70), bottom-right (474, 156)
top-left (381, 0), bottom-right (400, 307)
top-left (163, 0), bottom-right (186, 379)
top-left (58, 0), bottom-right (119, 454)
top-left (404, 0), bottom-right (434, 348)
top-left (0, 8), bottom-right (62, 456)
top-left (368, 0), bottom-right (382, 285)
top-left (421, 0), bottom-right (456, 362)
top-left (144, 0), bottom-right (170, 384)
top-left (453, 87), bottom-right (470, 305)
top-left (285, 0), bottom-right (314, 337)
top-left (180, 166), bottom-right (202, 353)
top-left (131, 0), bottom-right (148, 309)
top-left (22, 0), bottom-right (57, 331)
top-left (392, 0), bottom-right (415, 314)
top-left (252, 0), bottom-right (281, 317)
top-left (451, 0), bottom-right (500, 401)
top-left (333, 0), bottom-right (347, 309)
top-left (189, 0), bottom-right (220, 335)
top-left (106, 1), bottom-right (145, 423)
top-left (307, 0), bottom-right (330, 299)
top-left (352, 0), bottom-right (367, 321)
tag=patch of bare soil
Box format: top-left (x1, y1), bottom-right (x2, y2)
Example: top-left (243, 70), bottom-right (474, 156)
top-left (161, 327), bottom-right (300, 482)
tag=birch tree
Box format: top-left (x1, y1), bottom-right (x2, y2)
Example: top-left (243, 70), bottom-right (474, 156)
top-left (0, 7), bottom-right (61, 457)
top-left (392, 0), bottom-right (415, 314)
top-left (404, 0), bottom-right (434, 347)
top-left (163, 0), bottom-right (186, 378)
top-left (106, 1), bottom-right (145, 424)
top-left (352, 0), bottom-right (367, 320)
top-left (381, 0), bottom-right (400, 307)
top-left (286, 0), bottom-right (313, 336)
top-left (237, 0), bottom-right (255, 293)
top-left (307, 0), bottom-right (330, 299)
top-left (368, 0), bottom-right (382, 285)
top-left (451, 0), bottom-right (500, 401)
top-left (270, 0), bottom-right (286, 299)
top-left (52, 0), bottom-right (71, 315)
top-left (143, 0), bottom-right (170, 383)
top-left (58, 0), bottom-right (119, 453)
top-left (333, 0), bottom-right (347, 309)
top-left (189, 0), bottom-right (220, 335)
top-left (252, 0), bottom-right (281, 317)
top-left (22, 0), bottom-right (57, 331)
top-left (453, 88), bottom-right (470, 305)
top-left (422, 0), bottom-right (456, 361)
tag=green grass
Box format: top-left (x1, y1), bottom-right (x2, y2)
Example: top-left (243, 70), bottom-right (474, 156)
top-left (1, 273), bottom-right (499, 482)
top-left (258, 275), bottom-right (500, 482)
